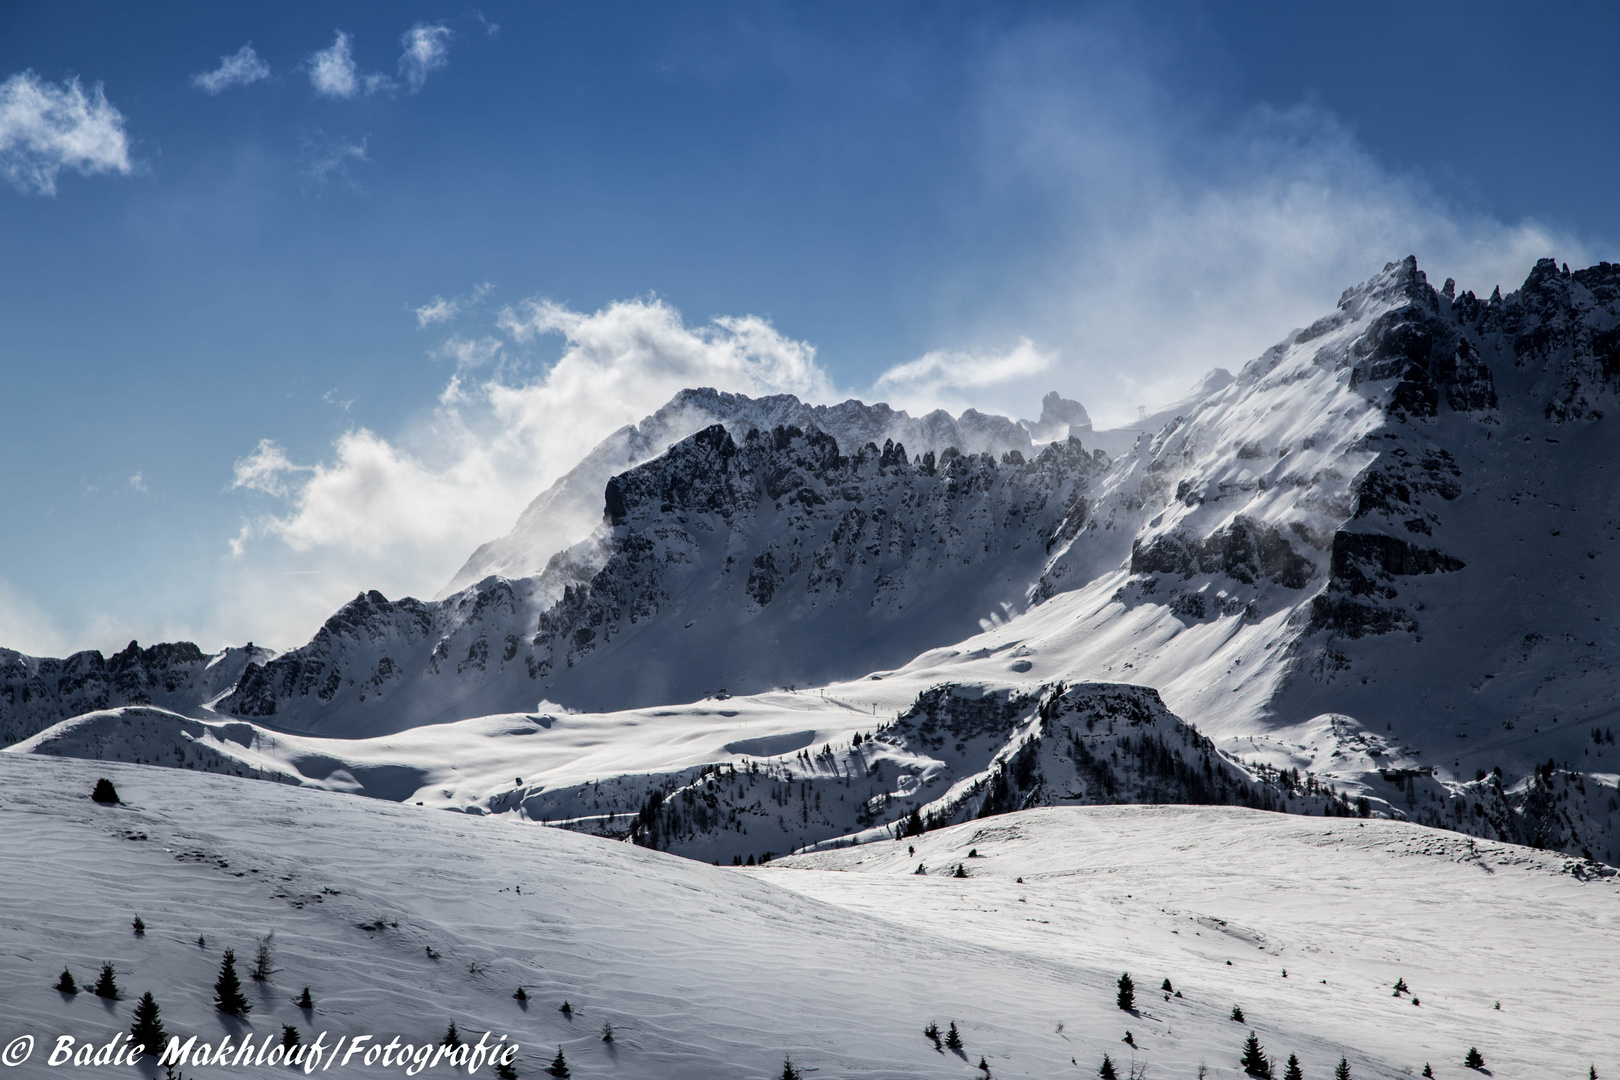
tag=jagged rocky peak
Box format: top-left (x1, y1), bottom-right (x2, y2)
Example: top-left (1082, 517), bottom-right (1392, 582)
top-left (0, 639), bottom-right (271, 746)
top-left (1020, 390), bottom-right (1091, 442)
top-left (440, 387), bottom-right (1071, 596)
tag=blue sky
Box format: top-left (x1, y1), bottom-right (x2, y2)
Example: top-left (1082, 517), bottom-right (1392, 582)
top-left (2, 1), bottom-right (1617, 655)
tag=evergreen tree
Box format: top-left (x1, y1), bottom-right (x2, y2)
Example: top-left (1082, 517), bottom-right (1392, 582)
top-left (904, 807), bottom-right (924, 837)
top-left (281, 1025), bottom-right (301, 1051)
top-left (496, 1058), bottom-right (519, 1080)
top-left (1590, 1067), bottom-right (1598, 1080)
top-left (132, 916), bottom-right (146, 936)
top-left (129, 992), bottom-right (167, 1057)
top-left (212, 950), bottom-right (249, 1016)
top-left (93, 962), bottom-right (120, 1000)
top-left (1099, 1053), bottom-right (1119, 1080)
top-left (1231, 1005), bottom-right (1245, 1023)
top-left (1282, 1054), bottom-right (1303, 1080)
top-left (1464, 1048), bottom-right (1485, 1069)
top-left (559, 1000), bottom-right (572, 1015)
top-left (546, 1047), bottom-right (571, 1078)
top-left (601, 1022), bottom-right (614, 1043)
top-left (296, 986), bottom-right (314, 1009)
top-left (945, 1021), bottom-right (963, 1051)
top-left (513, 987), bottom-right (528, 1002)
top-left (780, 1056), bottom-right (801, 1080)
top-left (1117, 972), bottom-right (1135, 1011)
top-left (251, 933), bottom-right (277, 981)
top-left (1161, 978), bottom-right (1173, 993)
top-left (91, 778), bottom-right (120, 804)
top-left (54, 968), bottom-right (77, 994)
top-left (978, 1055), bottom-right (990, 1072)
top-left (1422, 1066), bottom-right (1433, 1078)
top-left (1335, 1057), bottom-right (1352, 1080)
top-left (197, 935), bottom-right (206, 949)
top-left (1240, 1032), bottom-right (1272, 1079)
top-left (954, 863), bottom-right (968, 878)
top-left (924, 1021), bottom-right (941, 1049)
top-left (1392, 977), bottom-right (1408, 995)
top-left (443, 1023), bottom-right (462, 1049)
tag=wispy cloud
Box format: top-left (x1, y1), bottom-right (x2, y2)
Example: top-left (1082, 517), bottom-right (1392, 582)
top-left (897, 16), bottom-right (1586, 427)
top-left (399, 24), bottom-right (454, 92)
top-left (193, 44), bottom-right (270, 95)
top-left (414, 281), bottom-right (492, 327)
top-left (874, 338), bottom-right (1053, 416)
top-left (0, 71), bottom-right (132, 196)
top-left (127, 471), bottom-right (147, 493)
top-left (299, 131), bottom-right (368, 191)
top-left (308, 31), bottom-right (393, 99)
top-left (470, 10), bottom-right (500, 38)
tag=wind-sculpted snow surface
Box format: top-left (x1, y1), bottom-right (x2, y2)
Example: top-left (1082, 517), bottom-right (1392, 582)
top-left (215, 424), bottom-right (1103, 733)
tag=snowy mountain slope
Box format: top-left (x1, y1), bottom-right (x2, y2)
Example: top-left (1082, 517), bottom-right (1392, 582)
top-left (0, 641), bottom-right (271, 747)
top-left (211, 424), bottom-right (1104, 734)
top-left (439, 387), bottom-right (1062, 597)
top-left (2, 752), bottom-right (1612, 1079)
top-left (768, 805), bottom-right (1620, 1080)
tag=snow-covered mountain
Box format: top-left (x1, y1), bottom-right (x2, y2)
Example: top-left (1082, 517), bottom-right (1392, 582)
top-left (6, 255), bottom-right (1620, 864)
top-left (0, 641), bottom-right (270, 747)
top-left (439, 387), bottom-right (1058, 597)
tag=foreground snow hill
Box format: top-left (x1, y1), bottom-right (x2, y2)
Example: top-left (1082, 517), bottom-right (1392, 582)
top-left (1, 753), bottom-right (1611, 1078)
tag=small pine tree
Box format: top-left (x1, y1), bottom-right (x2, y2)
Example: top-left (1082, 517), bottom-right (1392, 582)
top-left (1231, 1005), bottom-right (1245, 1023)
top-left (904, 806), bottom-right (924, 837)
top-left (601, 1022), bottom-right (614, 1043)
top-left (1422, 1066), bottom-right (1433, 1078)
top-left (442, 1023), bottom-right (462, 1049)
top-left (978, 1055), bottom-right (990, 1072)
top-left (514, 986), bottom-right (528, 1001)
top-left (924, 1021), bottom-right (941, 1049)
top-left (1117, 972), bottom-right (1135, 1011)
top-left (1282, 1054), bottom-right (1303, 1080)
top-left (546, 1047), bottom-right (571, 1078)
top-left (132, 916), bottom-right (146, 936)
top-left (945, 1021), bottom-right (963, 1051)
top-left (212, 949), bottom-right (249, 1016)
top-left (1464, 1047), bottom-right (1485, 1069)
top-left (250, 932), bottom-right (277, 981)
top-left (91, 778), bottom-right (120, 804)
top-left (1099, 1053), bottom-right (1119, 1080)
top-left (1161, 978), bottom-right (1173, 993)
top-left (93, 962), bottom-right (120, 1000)
top-left (496, 1058), bottom-right (519, 1080)
top-left (1393, 977), bottom-right (1408, 995)
top-left (1240, 1031), bottom-right (1272, 1079)
top-left (954, 863), bottom-right (968, 878)
top-left (196, 935), bottom-right (206, 948)
top-left (281, 1025), bottom-right (301, 1050)
top-left (1590, 1067), bottom-right (1598, 1080)
top-left (780, 1056), bottom-right (801, 1080)
top-left (559, 1000), bottom-right (572, 1015)
top-left (1335, 1057), bottom-right (1352, 1080)
top-left (54, 968), bottom-right (77, 994)
top-left (129, 991), bottom-right (167, 1057)
top-left (296, 986), bottom-right (314, 1009)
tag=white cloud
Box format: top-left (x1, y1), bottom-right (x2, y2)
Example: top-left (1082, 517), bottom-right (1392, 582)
top-left (904, 19), bottom-right (1588, 428)
top-left (399, 24), bottom-right (453, 92)
top-left (0, 71), bottom-right (132, 195)
top-left (308, 31), bottom-right (393, 99)
top-left (193, 44), bottom-right (271, 94)
top-left (226, 298), bottom-right (833, 643)
top-left (873, 338), bottom-right (1053, 416)
top-left (127, 471), bottom-right (147, 493)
